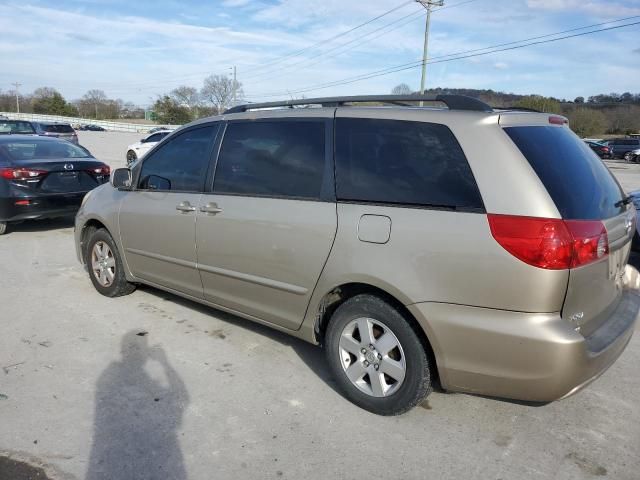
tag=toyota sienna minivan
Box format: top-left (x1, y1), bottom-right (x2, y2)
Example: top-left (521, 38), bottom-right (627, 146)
top-left (74, 94), bottom-right (640, 415)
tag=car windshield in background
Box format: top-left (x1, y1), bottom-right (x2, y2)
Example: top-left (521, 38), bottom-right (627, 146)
top-left (0, 139), bottom-right (91, 161)
top-left (0, 121), bottom-right (36, 134)
top-left (41, 124), bottom-right (75, 133)
top-left (505, 126), bottom-right (624, 220)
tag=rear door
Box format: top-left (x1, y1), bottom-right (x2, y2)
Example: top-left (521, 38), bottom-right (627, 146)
top-left (195, 115), bottom-right (337, 330)
top-left (505, 125), bottom-right (633, 336)
top-left (119, 124), bottom-right (218, 298)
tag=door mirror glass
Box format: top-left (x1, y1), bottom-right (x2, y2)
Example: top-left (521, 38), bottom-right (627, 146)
top-left (111, 168), bottom-right (132, 189)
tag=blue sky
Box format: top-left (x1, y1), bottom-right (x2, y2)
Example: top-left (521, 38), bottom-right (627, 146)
top-left (0, 0), bottom-right (639, 106)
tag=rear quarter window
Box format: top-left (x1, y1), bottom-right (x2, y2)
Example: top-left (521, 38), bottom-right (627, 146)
top-left (43, 124), bottom-right (74, 133)
top-left (505, 126), bottom-right (624, 220)
top-left (335, 118), bottom-right (483, 211)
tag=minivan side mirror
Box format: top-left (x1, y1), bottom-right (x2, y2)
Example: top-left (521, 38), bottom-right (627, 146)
top-left (111, 168), bottom-right (132, 189)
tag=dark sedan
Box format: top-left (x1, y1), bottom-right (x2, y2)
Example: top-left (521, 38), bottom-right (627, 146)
top-left (584, 140), bottom-right (612, 159)
top-left (0, 136), bottom-right (110, 235)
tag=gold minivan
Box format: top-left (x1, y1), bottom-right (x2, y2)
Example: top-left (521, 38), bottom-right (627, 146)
top-left (74, 95), bottom-right (640, 415)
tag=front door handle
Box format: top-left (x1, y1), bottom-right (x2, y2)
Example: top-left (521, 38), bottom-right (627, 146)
top-left (176, 201), bottom-right (196, 213)
top-left (200, 202), bottom-right (223, 215)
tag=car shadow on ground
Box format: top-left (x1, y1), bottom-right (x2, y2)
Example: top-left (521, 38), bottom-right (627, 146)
top-left (138, 285), bottom-right (343, 398)
top-left (4, 216), bottom-right (75, 234)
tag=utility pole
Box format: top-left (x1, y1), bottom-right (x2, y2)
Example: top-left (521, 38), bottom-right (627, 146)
top-left (11, 82), bottom-right (22, 113)
top-left (231, 66), bottom-right (237, 105)
top-left (416, 1), bottom-right (444, 104)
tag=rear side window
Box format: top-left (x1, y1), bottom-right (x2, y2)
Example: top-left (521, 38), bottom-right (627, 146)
top-left (42, 124), bottom-right (74, 133)
top-left (335, 118), bottom-right (483, 210)
top-left (214, 120), bottom-right (326, 199)
top-left (139, 125), bottom-right (217, 192)
top-left (505, 126), bottom-right (624, 220)
top-left (0, 121), bottom-right (35, 134)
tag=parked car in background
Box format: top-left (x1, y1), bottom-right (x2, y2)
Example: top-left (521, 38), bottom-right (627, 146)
top-left (0, 119), bottom-right (38, 135)
top-left (125, 130), bottom-right (172, 166)
top-left (35, 122), bottom-right (78, 144)
top-left (149, 126), bottom-right (172, 134)
top-left (0, 135), bottom-right (110, 235)
top-left (79, 124), bottom-right (107, 131)
top-left (609, 138), bottom-right (640, 159)
top-left (585, 140), bottom-right (613, 159)
top-left (75, 94), bottom-right (639, 415)
top-left (623, 148), bottom-right (640, 163)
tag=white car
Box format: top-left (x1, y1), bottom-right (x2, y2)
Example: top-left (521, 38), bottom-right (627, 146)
top-left (126, 130), bottom-right (172, 166)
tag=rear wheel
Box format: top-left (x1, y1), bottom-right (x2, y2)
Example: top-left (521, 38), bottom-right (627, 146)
top-left (0, 221), bottom-right (7, 235)
top-left (85, 228), bottom-right (135, 297)
top-left (624, 152), bottom-right (632, 162)
top-left (126, 150), bottom-right (137, 166)
top-left (325, 294), bottom-right (432, 415)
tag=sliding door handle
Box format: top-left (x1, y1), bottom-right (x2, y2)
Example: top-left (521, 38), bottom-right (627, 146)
top-left (200, 203), bottom-right (222, 215)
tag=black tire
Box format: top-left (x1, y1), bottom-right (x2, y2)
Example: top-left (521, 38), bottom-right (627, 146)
top-left (325, 294), bottom-right (432, 415)
top-left (0, 221), bottom-right (7, 235)
top-left (85, 228), bottom-right (136, 297)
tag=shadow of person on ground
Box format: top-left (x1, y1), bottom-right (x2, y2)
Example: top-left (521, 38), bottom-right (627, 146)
top-left (86, 330), bottom-right (190, 480)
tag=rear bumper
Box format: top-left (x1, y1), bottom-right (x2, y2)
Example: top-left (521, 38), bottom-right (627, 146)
top-left (408, 265), bottom-right (640, 402)
top-left (0, 193), bottom-right (86, 222)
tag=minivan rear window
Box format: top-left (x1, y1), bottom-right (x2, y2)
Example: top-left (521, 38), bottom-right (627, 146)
top-left (505, 126), bottom-right (624, 220)
top-left (42, 124), bottom-right (74, 133)
top-left (335, 118), bottom-right (483, 211)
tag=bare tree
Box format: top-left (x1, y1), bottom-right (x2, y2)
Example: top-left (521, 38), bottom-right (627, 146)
top-left (391, 83), bottom-right (412, 95)
top-left (170, 86), bottom-right (200, 108)
top-left (200, 74), bottom-right (243, 114)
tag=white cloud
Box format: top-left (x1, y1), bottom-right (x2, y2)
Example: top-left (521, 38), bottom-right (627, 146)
top-left (493, 62), bottom-right (509, 70)
top-left (526, 0), bottom-right (640, 16)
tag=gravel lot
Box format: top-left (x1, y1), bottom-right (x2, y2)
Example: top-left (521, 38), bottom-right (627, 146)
top-left (1, 131), bottom-right (639, 480)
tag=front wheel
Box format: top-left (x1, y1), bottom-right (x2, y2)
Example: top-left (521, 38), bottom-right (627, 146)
top-left (624, 152), bottom-right (632, 162)
top-left (126, 150), bottom-right (137, 167)
top-left (325, 294), bottom-right (432, 415)
top-left (85, 228), bottom-right (136, 297)
top-left (0, 221), bottom-right (7, 235)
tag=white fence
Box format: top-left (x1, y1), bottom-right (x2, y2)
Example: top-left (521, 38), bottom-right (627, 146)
top-left (0, 112), bottom-right (179, 133)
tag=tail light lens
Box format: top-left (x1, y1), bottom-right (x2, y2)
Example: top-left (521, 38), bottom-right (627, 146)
top-left (91, 165), bottom-right (111, 176)
top-left (0, 167), bottom-right (48, 180)
top-left (488, 214), bottom-right (608, 270)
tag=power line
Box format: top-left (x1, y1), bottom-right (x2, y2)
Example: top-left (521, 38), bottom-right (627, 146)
top-left (240, 0), bottom-right (415, 75)
top-left (74, 1), bottom-right (416, 92)
top-left (72, 0), bottom-right (481, 95)
top-left (242, 0), bottom-right (482, 83)
top-left (244, 19), bottom-right (640, 99)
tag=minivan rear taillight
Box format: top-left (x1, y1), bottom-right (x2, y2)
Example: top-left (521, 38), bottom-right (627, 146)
top-left (488, 214), bottom-right (608, 270)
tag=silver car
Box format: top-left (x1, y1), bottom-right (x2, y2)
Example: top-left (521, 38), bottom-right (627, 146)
top-left (74, 94), bottom-right (640, 415)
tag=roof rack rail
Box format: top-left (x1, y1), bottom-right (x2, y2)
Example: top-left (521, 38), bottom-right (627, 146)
top-left (224, 94), bottom-right (493, 114)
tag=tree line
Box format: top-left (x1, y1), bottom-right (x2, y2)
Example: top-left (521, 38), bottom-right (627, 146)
top-left (393, 84), bottom-right (640, 137)
top-left (0, 73), bottom-right (243, 125)
top-left (1, 79), bottom-right (636, 136)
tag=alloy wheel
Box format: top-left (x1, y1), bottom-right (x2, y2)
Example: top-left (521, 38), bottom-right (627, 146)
top-left (91, 241), bottom-right (116, 287)
top-left (338, 317), bottom-right (407, 397)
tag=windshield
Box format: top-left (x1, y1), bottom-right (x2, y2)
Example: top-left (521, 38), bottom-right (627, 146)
top-left (505, 126), bottom-right (625, 220)
top-left (0, 139), bottom-right (92, 161)
top-left (0, 120), bottom-right (36, 134)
